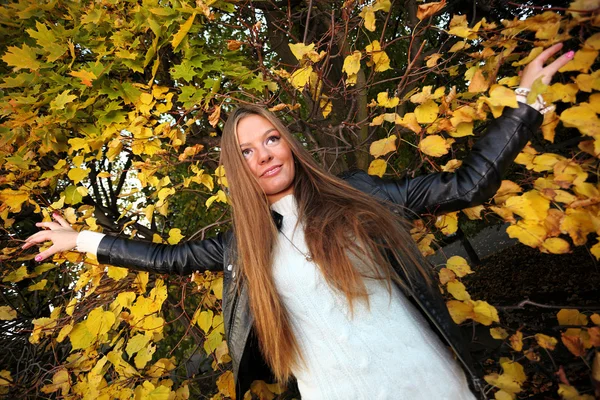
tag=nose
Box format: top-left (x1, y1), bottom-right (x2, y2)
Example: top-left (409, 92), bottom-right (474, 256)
top-left (257, 147), bottom-right (273, 165)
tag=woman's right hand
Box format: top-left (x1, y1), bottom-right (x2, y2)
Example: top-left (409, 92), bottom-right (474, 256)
top-left (22, 213), bottom-right (79, 262)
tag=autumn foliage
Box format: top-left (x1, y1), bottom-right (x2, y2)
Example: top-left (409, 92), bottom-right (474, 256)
top-left (1, 0), bottom-right (600, 398)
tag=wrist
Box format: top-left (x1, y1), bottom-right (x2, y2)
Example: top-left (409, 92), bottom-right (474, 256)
top-left (515, 87), bottom-right (554, 115)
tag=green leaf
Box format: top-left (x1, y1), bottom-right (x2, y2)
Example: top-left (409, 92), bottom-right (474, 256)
top-left (50, 90), bottom-right (77, 110)
top-left (172, 13), bottom-right (196, 50)
top-left (1, 44), bottom-right (41, 71)
top-left (171, 60), bottom-right (197, 82)
top-left (63, 185), bottom-right (83, 205)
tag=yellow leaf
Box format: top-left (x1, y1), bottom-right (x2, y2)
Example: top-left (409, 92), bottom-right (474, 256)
top-left (365, 41), bottom-right (390, 72)
top-left (134, 344), bottom-right (156, 369)
top-left (450, 105), bottom-right (478, 127)
top-left (217, 371), bottom-right (235, 397)
top-left (490, 327), bottom-right (509, 340)
top-left (447, 280), bottom-right (471, 301)
top-left (484, 84), bottom-right (518, 109)
top-left (68, 322), bottom-right (95, 350)
top-left (167, 228), bottom-right (184, 244)
top-left (57, 323), bottom-right (73, 343)
top-left (288, 42), bottom-right (315, 61)
top-left (198, 310), bottom-right (214, 333)
top-left (147, 358), bottom-right (177, 378)
top-left (560, 104), bottom-right (600, 137)
top-left (512, 47), bottom-right (544, 67)
top-left (416, 0), bottom-right (446, 20)
top-left (591, 240), bottom-right (600, 260)
top-left (206, 190), bottom-right (227, 209)
top-left (559, 49), bottom-right (599, 73)
top-left (373, 0), bottom-right (391, 12)
top-left (542, 238), bottom-right (570, 254)
top-left (320, 97), bottom-right (332, 118)
top-left (289, 66), bottom-right (313, 89)
top-left (494, 390), bottom-right (515, 400)
top-left (557, 383), bottom-right (595, 400)
top-left (535, 333), bottom-right (558, 350)
top-left (446, 300), bottom-right (474, 324)
top-left (1, 44), bottom-right (41, 71)
top-left (441, 159), bottom-right (462, 172)
top-left (542, 110), bottom-right (559, 143)
top-left (0, 189), bottom-right (29, 213)
top-left (376, 92), bottom-right (399, 108)
top-left (557, 309), bottom-right (588, 326)
top-left (50, 90), bottom-right (78, 110)
top-left (342, 51), bottom-right (361, 75)
top-left (435, 211), bottom-right (458, 235)
top-left (116, 292), bottom-right (136, 309)
top-left (40, 369), bottom-right (70, 396)
top-left (547, 83), bottom-right (579, 103)
top-left (172, 13), bottom-right (196, 50)
top-left (473, 300), bottom-right (500, 326)
top-left (449, 41), bottom-right (469, 53)
top-left (560, 208), bottom-right (595, 246)
top-left (426, 53), bottom-right (442, 68)
top-left (208, 105), bottom-right (221, 128)
top-left (446, 256), bottom-right (473, 277)
top-left (396, 113), bottom-right (421, 134)
top-left (27, 279), bottom-right (47, 291)
top-left (0, 306), bottom-right (17, 321)
top-left (468, 69), bottom-right (489, 93)
top-left (462, 205), bottom-right (484, 220)
top-left (506, 220), bottom-right (546, 248)
top-left (203, 328), bottom-right (224, 354)
top-left (504, 190), bottom-right (549, 221)
top-left (420, 135), bottom-right (452, 157)
top-left (2, 265), bottom-right (29, 283)
top-left (414, 99), bottom-right (439, 124)
top-left (86, 307), bottom-right (116, 337)
top-left (107, 266), bottom-right (129, 281)
top-left (369, 135), bottom-right (397, 158)
top-left (69, 69), bottom-right (97, 87)
top-left (438, 268), bottom-right (456, 285)
top-left (361, 8), bottom-right (376, 31)
top-left (449, 122), bottom-right (474, 138)
top-left (510, 331), bottom-right (524, 352)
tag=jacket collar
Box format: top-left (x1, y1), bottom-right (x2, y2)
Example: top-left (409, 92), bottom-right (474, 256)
top-left (271, 210), bottom-right (283, 230)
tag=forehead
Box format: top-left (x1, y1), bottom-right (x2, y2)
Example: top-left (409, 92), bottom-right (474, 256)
top-left (236, 114), bottom-right (277, 144)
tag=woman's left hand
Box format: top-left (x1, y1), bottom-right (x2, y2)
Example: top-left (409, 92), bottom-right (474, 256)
top-left (519, 43), bottom-right (574, 89)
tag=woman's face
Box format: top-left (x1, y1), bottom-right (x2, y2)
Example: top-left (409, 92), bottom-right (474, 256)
top-left (236, 114), bottom-right (295, 204)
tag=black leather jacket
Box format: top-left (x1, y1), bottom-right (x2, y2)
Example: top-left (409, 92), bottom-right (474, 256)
top-left (97, 104), bottom-right (543, 399)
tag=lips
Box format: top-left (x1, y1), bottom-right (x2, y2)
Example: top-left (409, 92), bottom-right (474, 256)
top-left (261, 165), bottom-right (282, 177)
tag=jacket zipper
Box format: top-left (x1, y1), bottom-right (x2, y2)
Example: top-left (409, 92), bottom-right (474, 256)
top-left (410, 293), bottom-right (488, 399)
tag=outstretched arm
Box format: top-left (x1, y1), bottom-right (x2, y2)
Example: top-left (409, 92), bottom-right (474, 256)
top-left (22, 213), bottom-right (227, 275)
top-left (374, 44), bottom-right (573, 217)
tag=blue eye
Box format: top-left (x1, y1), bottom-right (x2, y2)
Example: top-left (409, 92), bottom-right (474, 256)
top-left (241, 149), bottom-right (252, 158)
top-left (266, 135), bottom-right (280, 145)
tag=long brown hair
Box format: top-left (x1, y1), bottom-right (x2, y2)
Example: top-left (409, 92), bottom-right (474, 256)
top-left (220, 105), bottom-right (431, 382)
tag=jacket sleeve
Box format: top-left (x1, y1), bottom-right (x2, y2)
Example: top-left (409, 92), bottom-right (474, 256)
top-left (370, 103), bottom-right (543, 217)
top-left (96, 232), bottom-right (229, 275)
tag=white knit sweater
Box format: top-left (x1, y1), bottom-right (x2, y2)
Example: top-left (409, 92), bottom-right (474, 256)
top-left (77, 196), bottom-right (476, 399)
top-left (270, 195), bottom-right (476, 400)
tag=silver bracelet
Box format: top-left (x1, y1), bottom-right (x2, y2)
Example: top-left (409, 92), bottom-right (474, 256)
top-left (515, 87), bottom-right (553, 114)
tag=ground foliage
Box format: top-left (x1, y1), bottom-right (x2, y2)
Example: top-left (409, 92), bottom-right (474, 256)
top-left (0, 0), bottom-right (599, 398)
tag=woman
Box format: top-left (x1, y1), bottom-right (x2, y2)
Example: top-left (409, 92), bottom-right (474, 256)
top-left (23, 44), bottom-right (573, 399)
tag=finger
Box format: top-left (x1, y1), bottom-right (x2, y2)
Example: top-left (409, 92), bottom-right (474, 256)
top-left (22, 231), bottom-right (53, 246)
top-left (542, 50), bottom-right (575, 80)
top-left (52, 213), bottom-right (70, 228)
top-left (35, 245), bottom-right (58, 262)
top-left (36, 221), bottom-right (61, 230)
top-left (533, 43), bottom-right (564, 65)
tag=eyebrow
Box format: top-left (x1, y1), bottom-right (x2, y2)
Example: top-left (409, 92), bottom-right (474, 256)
top-left (239, 128), bottom-right (278, 148)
